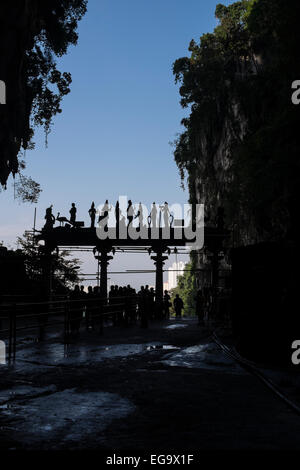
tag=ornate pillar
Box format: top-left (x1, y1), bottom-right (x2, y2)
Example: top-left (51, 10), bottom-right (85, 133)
top-left (94, 248), bottom-right (114, 298)
top-left (151, 248), bottom-right (168, 318)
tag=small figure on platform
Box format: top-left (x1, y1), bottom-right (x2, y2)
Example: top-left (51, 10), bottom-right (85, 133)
top-left (89, 202), bottom-right (96, 228)
top-left (69, 203), bottom-right (77, 226)
top-left (159, 202), bottom-right (170, 228)
top-left (56, 212), bottom-right (69, 227)
top-left (44, 205), bottom-right (55, 229)
top-left (119, 213), bottom-right (127, 236)
top-left (98, 200), bottom-right (111, 226)
top-left (173, 294), bottom-right (184, 318)
top-left (135, 202), bottom-right (144, 232)
top-left (195, 288), bottom-right (205, 325)
top-left (150, 202), bottom-right (157, 229)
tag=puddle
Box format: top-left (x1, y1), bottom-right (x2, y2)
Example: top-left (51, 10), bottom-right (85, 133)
top-left (13, 342), bottom-right (180, 368)
top-left (6, 388), bottom-right (135, 448)
top-left (162, 343), bottom-right (244, 374)
top-left (146, 345), bottom-right (180, 351)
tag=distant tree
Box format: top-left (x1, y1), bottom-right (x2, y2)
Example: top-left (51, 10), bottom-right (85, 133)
top-left (170, 263), bottom-right (197, 316)
top-left (17, 232), bottom-right (81, 291)
top-left (14, 174), bottom-right (42, 203)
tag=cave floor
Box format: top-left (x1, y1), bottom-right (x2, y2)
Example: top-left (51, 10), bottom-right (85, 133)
top-left (1, 317), bottom-right (300, 452)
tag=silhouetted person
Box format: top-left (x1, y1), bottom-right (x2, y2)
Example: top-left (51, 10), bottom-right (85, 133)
top-left (150, 203), bottom-right (157, 229)
top-left (149, 287), bottom-right (155, 319)
top-left (86, 285), bottom-right (94, 329)
top-left (89, 202), bottom-right (96, 228)
top-left (69, 203), bottom-right (77, 226)
top-left (163, 290), bottom-right (171, 319)
top-left (79, 285), bottom-right (87, 327)
top-left (109, 285), bottom-right (118, 326)
top-left (123, 286), bottom-right (132, 327)
top-left (91, 285), bottom-right (101, 327)
top-left (44, 205), bottom-right (55, 229)
top-left (80, 285), bottom-right (86, 296)
top-left (174, 294), bottom-right (184, 318)
top-left (126, 284), bottom-right (137, 324)
top-left (70, 285), bottom-right (83, 337)
top-left (138, 286), bottom-right (148, 328)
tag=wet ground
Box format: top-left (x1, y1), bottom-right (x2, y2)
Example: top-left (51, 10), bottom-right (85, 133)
top-left (1, 317), bottom-right (300, 451)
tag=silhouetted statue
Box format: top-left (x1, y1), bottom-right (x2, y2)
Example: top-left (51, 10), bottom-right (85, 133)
top-left (115, 201), bottom-right (120, 236)
top-left (138, 285), bottom-right (148, 328)
top-left (44, 205), bottom-right (55, 229)
top-left (149, 202), bottom-right (157, 228)
top-left (85, 285), bottom-right (94, 330)
top-left (98, 200), bottom-right (111, 228)
top-left (127, 200), bottom-right (135, 227)
top-left (135, 202), bottom-right (144, 232)
top-left (69, 203), bottom-right (77, 225)
top-left (56, 212), bottom-right (69, 226)
top-left (159, 201), bottom-right (170, 228)
top-left (173, 294), bottom-right (184, 318)
top-left (89, 202), bottom-right (96, 228)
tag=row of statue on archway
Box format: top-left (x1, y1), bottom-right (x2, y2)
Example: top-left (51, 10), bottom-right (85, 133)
top-left (44, 201), bottom-right (175, 231)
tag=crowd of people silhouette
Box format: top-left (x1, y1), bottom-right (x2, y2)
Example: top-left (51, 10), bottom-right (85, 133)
top-left (67, 283), bottom-right (183, 337)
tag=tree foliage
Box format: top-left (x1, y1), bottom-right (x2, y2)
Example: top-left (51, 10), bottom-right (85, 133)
top-left (0, 0), bottom-right (87, 188)
top-left (17, 232), bottom-right (81, 291)
top-left (14, 174), bottom-right (42, 203)
top-left (170, 262), bottom-right (197, 316)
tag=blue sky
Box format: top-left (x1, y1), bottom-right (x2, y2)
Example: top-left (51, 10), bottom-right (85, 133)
top-left (0, 0), bottom-right (232, 288)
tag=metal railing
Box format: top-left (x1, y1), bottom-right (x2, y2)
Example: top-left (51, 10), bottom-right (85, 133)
top-left (0, 295), bottom-right (138, 361)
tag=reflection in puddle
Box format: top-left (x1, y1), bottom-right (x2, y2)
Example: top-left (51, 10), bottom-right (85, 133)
top-left (16, 343), bottom-right (180, 367)
top-left (146, 345), bottom-right (180, 351)
top-left (162, 343), bottom-right (244, 374)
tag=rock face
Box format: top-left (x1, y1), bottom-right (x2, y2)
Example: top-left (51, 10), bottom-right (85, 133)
top-left (173, 0), bottom-right (300, 250)
top-left (194, 102), bottom-right (248, 224)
